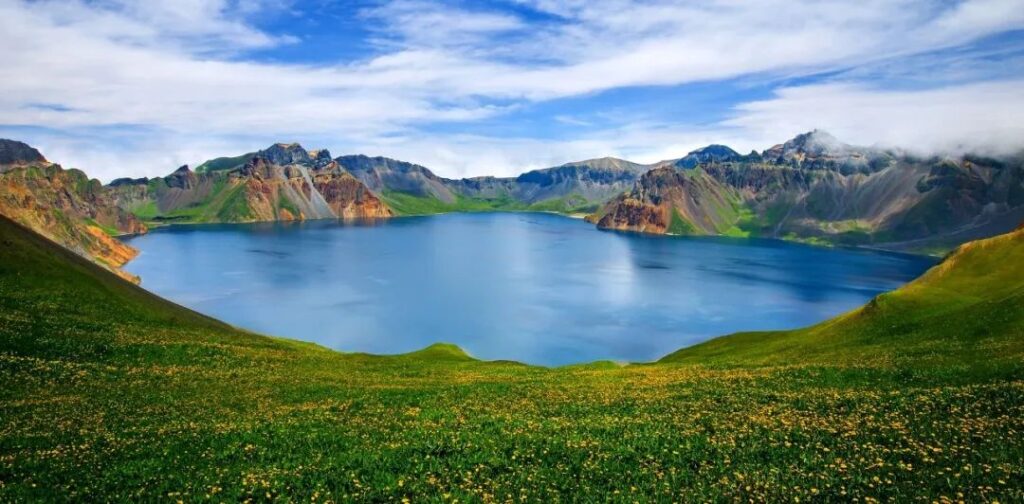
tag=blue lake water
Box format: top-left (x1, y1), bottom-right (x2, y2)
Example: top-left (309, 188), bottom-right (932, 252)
top-left (123, 212), bottom-right (935, 365)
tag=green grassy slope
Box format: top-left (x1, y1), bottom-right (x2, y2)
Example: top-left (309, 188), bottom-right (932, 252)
top-left (194, 152), bottom-right (255, 173)
top-left (380, 190), bottom-right (526, 215)
top-left (661, 227), bottom-right (1024, 371)
top-left (380, 190), bottom-right (598, 216)
top-left (1, 216), bottom-right (1023, 501)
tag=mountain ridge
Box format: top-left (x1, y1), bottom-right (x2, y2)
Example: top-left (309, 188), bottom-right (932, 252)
top-left (107, 144), bottom-right (392, 223)
top-left (3, 132), bottom-right (1023, 263)
top-left (593, 131), bottom-right (1024, 253)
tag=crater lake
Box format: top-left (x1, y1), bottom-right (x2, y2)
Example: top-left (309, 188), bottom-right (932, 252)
top-left (123, 212), bottom-right (935, 365)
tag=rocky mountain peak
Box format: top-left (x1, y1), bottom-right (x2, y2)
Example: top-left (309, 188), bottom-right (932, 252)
top-left (259, 143), bottom-right (311, 166)
top-left (0, 139), bottom-right (48, 171)
top-left (789, 129), bottom-right (842, 154)
top-left (310, 149), bottom-right (334, 169)
top-left (761, 130), bottom-right (893, 174)
top-left (166, 165), bottom-right (197, 189)
top-left (675, 144), bottom-right (741, 169)
top-left (763, 130), bottom-right (853, 160)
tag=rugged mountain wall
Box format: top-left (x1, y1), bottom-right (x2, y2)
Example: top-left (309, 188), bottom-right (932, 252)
top-left (336, 154), bottom-right (461, 203)
top-left (594, 131), bottom-right (1024, 253)
top-left (0, 140), bottom-right (146, 280)
top-left (595, 167), bottom-right (742, 235)
top-left (108, 144), bottom-right (392, 223)
top-left (336, 154), bottom-right (651, 214)
top-left (506, 157), bottom-right (648, 206)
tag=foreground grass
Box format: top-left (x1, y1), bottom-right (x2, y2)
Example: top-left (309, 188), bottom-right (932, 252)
top-left (1, 216), bottom-right (1023, 502)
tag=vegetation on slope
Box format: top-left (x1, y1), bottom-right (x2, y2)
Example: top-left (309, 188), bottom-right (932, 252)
top-left (1, 216), bottom-right (1022, 501)
top-left (380, 190), bottom-right (596, 216)
top-left (380, 190), bottom-right (526, 215)
top-left (194, 152), bottom-right (255, 173)
top-left (661, 226), bottom-right (1024, 371)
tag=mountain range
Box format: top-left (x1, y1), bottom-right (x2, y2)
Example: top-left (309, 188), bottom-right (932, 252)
top-left (184, 145), bottom-right (650, 215)
top-left (2, 132), bottom-right (1023, 277)
top-left (108, 143), bottom-right (391, 224)
top-left (595, 131), bottom-right (1024, 253)
top-left (105, 131), bottom-right (1024, 256)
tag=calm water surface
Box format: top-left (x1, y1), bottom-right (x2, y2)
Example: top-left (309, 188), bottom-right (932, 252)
top-left (123, 213), bottom-right (935, 365)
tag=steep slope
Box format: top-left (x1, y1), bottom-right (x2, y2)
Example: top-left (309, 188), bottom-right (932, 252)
top-left (109, 144), bottom-right (391, 223)
top-left (0, 140), bottom-right (146, 279)
top-left (595, 131), bottom-right (1024, 253)
top-left (661, 224), bottom-right (1024, 368)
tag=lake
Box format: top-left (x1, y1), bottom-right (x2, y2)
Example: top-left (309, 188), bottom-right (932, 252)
top-left (123, 212), bottom-right (935, 365)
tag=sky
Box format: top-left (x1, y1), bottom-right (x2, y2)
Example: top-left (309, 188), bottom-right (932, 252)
top-left (1, 0), bottom-right (1024, 182)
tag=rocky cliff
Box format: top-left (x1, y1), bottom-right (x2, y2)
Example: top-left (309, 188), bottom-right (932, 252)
top-left (0, 141), bottom-right (146, 280)
top-left (594, 131), bottom-right (1024, 253)
top-left (109, 144), bottom-right (392, 223)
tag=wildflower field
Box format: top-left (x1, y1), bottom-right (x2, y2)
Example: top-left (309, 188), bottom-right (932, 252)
top-left (1, 216), bottom-right (1022, 502)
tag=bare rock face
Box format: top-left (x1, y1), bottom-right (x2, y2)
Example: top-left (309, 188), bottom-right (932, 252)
top-left (596, 197), bottom-right (668, 233)
top-left (166, 165), bottom-right (199, 190)
top-left (259, 143), bottom-right (312, 167)
top-left (313, 171), bottom-right (392, 218)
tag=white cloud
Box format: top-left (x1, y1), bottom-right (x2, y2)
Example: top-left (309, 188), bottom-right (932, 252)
top-left (361, 0), bottom-right (525, 50)
top-left (32, 0), bottom-right (295, 52)
top-left (725, 80), bottom-right (1024, 156)
top-left (1, 0), bottom-right (1023, 180)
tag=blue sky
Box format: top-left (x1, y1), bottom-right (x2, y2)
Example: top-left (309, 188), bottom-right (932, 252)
top-left (1, 0), bottom-right (1023, 181)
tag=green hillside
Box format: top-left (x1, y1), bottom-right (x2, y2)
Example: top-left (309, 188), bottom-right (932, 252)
top-left (194, 152), bottom-right (255, 173)
top-left (661, 226), bottom-right (1024, 371)
top-left (1, 215), bottom-right (1022, 501)
top-left (380, 190), bottom-right (597, 216)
